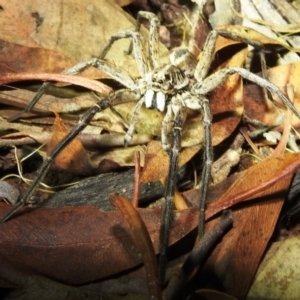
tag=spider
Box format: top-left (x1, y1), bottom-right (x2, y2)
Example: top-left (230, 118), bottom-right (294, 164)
top-left (3, 10), bottom-right (300, 284)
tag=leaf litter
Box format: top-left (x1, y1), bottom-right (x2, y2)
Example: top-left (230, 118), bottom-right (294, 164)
top-left (0, 0), bottom-right (300, 299)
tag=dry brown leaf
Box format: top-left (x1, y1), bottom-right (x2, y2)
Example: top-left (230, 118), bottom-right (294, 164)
top-left (0, 39), bottom-right (108, 80)
top-left (141, 140), bottom-right (200, 183)
top-left (0, 0), bottom-right (135, 61)
top-left (205, 199), bottom-right (284, 299)
top-left (0, 0), bottom-right (169, 79)
top-left (47, 112), bottom-right (95, 175)
top-left (0, 88), bottom-right (102, 115)
top-left (207, 153), bottom-right (300, 215)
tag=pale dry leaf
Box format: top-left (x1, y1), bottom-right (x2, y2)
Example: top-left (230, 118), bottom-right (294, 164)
top-left (91, 145), bottom-right (145, 168)
top-left (240, 0), bottom-right (300, 64)
top-left (0, 0), bottom-right (169, 77)
top-left (247, 236), bottom-right (300, 300)
top-left (0, 0), bottom-right (134, 60)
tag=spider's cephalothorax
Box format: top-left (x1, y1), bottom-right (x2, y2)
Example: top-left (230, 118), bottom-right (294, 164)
top-left (144, 64), bottom-right (189, 111)
top-left (143, 48), bottom-right (197, 109)
top-left (3, 9), bottom-right (300, 285)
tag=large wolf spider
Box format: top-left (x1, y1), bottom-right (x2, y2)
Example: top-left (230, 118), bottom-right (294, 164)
top-left (3, 10), bottom-right (300, 283)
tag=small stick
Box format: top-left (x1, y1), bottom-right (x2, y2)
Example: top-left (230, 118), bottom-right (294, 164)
top-left (132, 151), bottom-right (141, 208)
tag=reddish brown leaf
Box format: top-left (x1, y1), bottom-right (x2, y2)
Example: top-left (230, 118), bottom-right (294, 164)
top-left (0, 40), bottom-right (73, 74)
top-left (206, 153), bottom-right (300, 216)
top-left (141, 141), bottom-right (201, 183)
top-left (201, 153), bottom-right (300, 298)
top-left (111, 194), bottom-right (162, 300)
top-left (0, 39), bottom-right (109, 80)
top-left (0, 204), bottom-right (199, 286)
top-left (205, 197), bottom-right (284, 299)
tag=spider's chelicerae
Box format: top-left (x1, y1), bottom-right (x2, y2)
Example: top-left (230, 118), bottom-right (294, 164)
top-left (3, 10), bottom-right (300, 282)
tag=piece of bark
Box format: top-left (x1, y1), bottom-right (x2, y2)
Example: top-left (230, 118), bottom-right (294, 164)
top-left (39, 169), bottom-right (165, 210)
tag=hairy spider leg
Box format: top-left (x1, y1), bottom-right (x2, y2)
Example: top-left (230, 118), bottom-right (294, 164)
top-left (136, 11), bottom-right (160, 69)
top-left (100, 30), bottom-right (149, 77)
top-left (124, 97), bottom-right (145, 146)
top-left (4, 27), bottom-right (154, 222)
top-left (1, 90), bottom-right (140, 222)
top-left (191, 30), bottom-right (218, 237)
top-left (159, 105), bottom-right (186, 284)
top-left (7, 57), bottom-right (137, 123)
top-left (126, 11), bottom-right (160, 70)
top-left (195, 96), bottom-right (212, 237)
top-left (161, 104), bottom-right (174, 150)
top-left (7, 81), bottom-right (52, 122)
top-left (193, 67), bottom-right (300, 120)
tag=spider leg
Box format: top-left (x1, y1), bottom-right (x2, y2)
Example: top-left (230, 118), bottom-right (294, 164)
top-left (1, 90), bottom-right (140, 223)
top-left (136, 11), bottom-right (160, 69)
top-left (184, 95), bottom-right (213, 237)
top-left (100, 30), bottom-right (149, 77)
top-left (8, 59), bottom-right (137, 122)
top-left (198, 97), bottom-right (213, 237)
top-left (194, 27), bottom-right (273, 83)
top-left (194, 30), bottom-right (218, 81)
top-left (193, 67), bottom-right (300, 120)
top-left (127, 11), bottom-right (160, 70)
top-left (8, 81), bottom-right (53, 122)
top-left (159, 104), bottom-right (186, 284)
